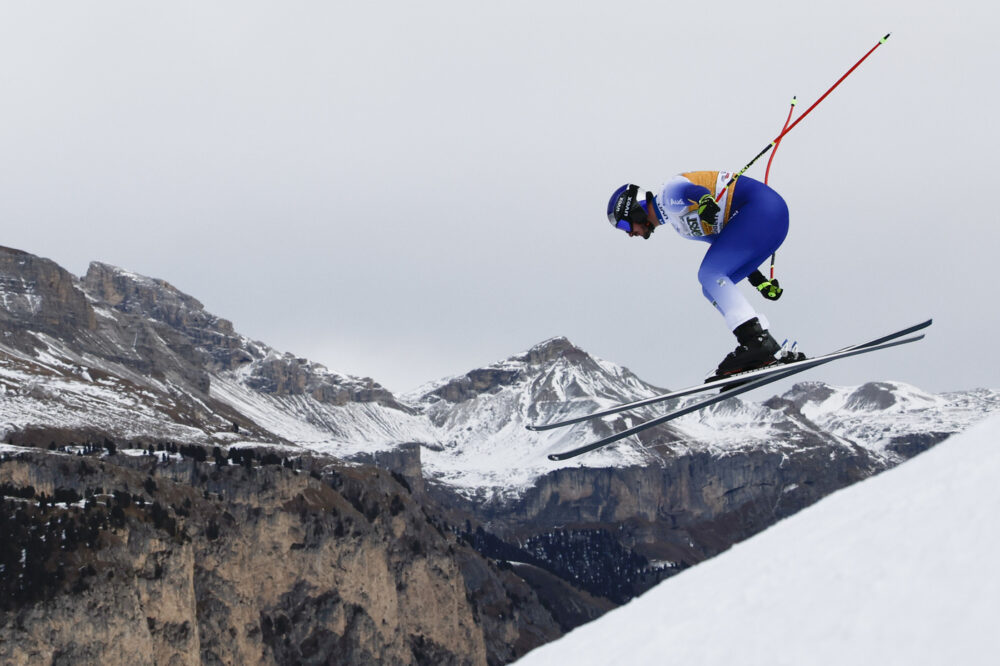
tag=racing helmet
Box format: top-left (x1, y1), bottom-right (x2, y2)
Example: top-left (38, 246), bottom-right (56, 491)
top-left (607, 183), bottom-right (654, 233)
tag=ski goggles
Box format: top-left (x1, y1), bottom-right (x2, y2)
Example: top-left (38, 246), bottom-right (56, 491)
top-left (614, 216), bottom-right (636, 233)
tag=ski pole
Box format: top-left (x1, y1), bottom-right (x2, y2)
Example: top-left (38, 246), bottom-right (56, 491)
top-left (765, 96), bottom-right (797, 186)
top-left (765, 96), bottom-right (797, 279)
top-left (717, 33), bottom-right (891, 201)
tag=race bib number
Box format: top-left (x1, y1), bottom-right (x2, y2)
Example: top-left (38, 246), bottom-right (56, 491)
top-left (682, 213), bottom-right (704, 237)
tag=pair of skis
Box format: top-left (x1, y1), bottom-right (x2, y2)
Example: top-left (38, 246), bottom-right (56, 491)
top-left (529, 320), bottom-right (932, 461)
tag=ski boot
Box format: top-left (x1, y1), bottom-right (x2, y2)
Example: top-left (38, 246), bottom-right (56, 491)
top-left (708, 317), bottom-right (781, 382)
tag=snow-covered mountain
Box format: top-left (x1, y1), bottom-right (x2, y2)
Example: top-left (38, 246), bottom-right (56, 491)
top-left (407, 336), bottom-right (676, 492)
top-left (405, 336), bottom-right (998, 495)
top-left (0, 248), bottom-right (431, 453)
top-left (515, 412), bottom-right (1000, 666)
top-left (1, 246), bottom-right (997, 500)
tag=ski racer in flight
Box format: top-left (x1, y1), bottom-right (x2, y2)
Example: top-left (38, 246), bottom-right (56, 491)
top-left (607, 172), bottom-right (800, 380)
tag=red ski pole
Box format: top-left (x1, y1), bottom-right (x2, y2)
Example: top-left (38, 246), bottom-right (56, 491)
top-left (765, 96), bottom-right (797, 186)
top-left (765, 96), bottom-right (797, 279)
top-left (717, 33), bottom-right (891, 201)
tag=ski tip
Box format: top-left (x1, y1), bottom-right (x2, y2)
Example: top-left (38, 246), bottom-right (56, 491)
top-left (903, 319), bottom-right (933, 334)
top-left (525, 425), bottom-right (540, 432)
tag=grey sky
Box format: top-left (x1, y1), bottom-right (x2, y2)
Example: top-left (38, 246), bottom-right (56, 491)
top-left (0, 1), bottom-right (994, 395)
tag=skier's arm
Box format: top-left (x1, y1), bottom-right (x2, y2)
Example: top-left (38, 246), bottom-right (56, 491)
top-left (663, 179), bottom-right (719, 223)
top-left (662, 178), bottom-right (711, 214)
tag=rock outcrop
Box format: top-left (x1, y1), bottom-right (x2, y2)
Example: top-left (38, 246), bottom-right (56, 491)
top-left (0, 446), bottom-right (561, 665)
top-left (0, 246), bottom-right (96, 341)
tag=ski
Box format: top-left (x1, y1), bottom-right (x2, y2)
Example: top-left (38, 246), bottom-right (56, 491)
top-left (529, 319), bottom-right (932, 433)
top-left (546, 320), bottom-right (931, 461)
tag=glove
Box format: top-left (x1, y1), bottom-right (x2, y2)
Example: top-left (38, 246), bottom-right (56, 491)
top-left (697, 194), bottom-right (720, 225)
top-left (748, 270), bottom-right (783, 301)
top-left (756, 278), bottom-right (782, 300)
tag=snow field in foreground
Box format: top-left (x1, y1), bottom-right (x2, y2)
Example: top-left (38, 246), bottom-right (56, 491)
top-left (517, 413), bottom-right (1000, 666)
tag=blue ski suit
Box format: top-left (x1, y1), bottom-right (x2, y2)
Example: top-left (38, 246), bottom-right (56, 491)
top-left (651, 171), bottom-right (789, 330)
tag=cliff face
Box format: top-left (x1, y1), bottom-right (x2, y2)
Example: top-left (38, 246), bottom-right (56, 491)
top-left (0, 247), bottom-right (96, 342)
top-left (0, 447), bottom-right (560, 665)
top-left (81, 260), bottom-right (406, 410)
top-left (416, 441), bottom-right (884, 609)
top-left (82, 261), bottom-right (246, 377)
top-left (481, 443), bottom-right (882, 562)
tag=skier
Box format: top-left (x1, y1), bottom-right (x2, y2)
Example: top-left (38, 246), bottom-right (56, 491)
top-left (606, 171), bottom-right (794, 379)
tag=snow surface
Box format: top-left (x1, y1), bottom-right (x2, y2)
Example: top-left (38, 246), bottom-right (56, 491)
top-left (516, 413), bottom-right (1000, 666)
top-left (209, 373), bottom-right (438, 455)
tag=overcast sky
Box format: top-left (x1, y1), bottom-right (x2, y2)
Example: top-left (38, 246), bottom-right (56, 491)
top-left (0, 0), bottom-right (994, 395)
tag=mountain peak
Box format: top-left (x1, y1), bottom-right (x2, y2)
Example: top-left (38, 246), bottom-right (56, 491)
top-left (528, 335), bottom-right (574, 351)
top-left (782, 380), bottom-right (946, 415)
top-left (0, 246), bottom-right (97, 338)
top-left (82, 261), bottom-right (229, 333)
top-left (521, 336), bottom-right (590, 366)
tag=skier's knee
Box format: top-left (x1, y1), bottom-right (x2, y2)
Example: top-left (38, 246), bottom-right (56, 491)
top-left (698, 266), bottom-right (728, 293)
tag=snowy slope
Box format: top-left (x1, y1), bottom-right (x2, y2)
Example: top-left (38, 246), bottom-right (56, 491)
top-left (516, 413), bottom-right (1000, 666)
top-left (209, 372), bottom-right (438, 456)
top-left (780, 380), bottom-right (998, 457)
top-left (0, 334), bottom-right (222, 443)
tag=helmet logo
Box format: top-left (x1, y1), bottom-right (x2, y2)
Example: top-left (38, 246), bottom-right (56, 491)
top-left (614, 184), bottom-right (639, 221)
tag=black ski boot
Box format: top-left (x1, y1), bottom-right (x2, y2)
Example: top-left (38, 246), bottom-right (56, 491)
top-left (710, 318), bottom-right (781, 380)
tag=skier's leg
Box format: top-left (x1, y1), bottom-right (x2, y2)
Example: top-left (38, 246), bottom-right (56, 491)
top-left (698, 177), bottom-right (788, 329)
top-left (724, 177), bottom-right (789, 283)
top-left (699, 275), bottom-right (758, 331)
